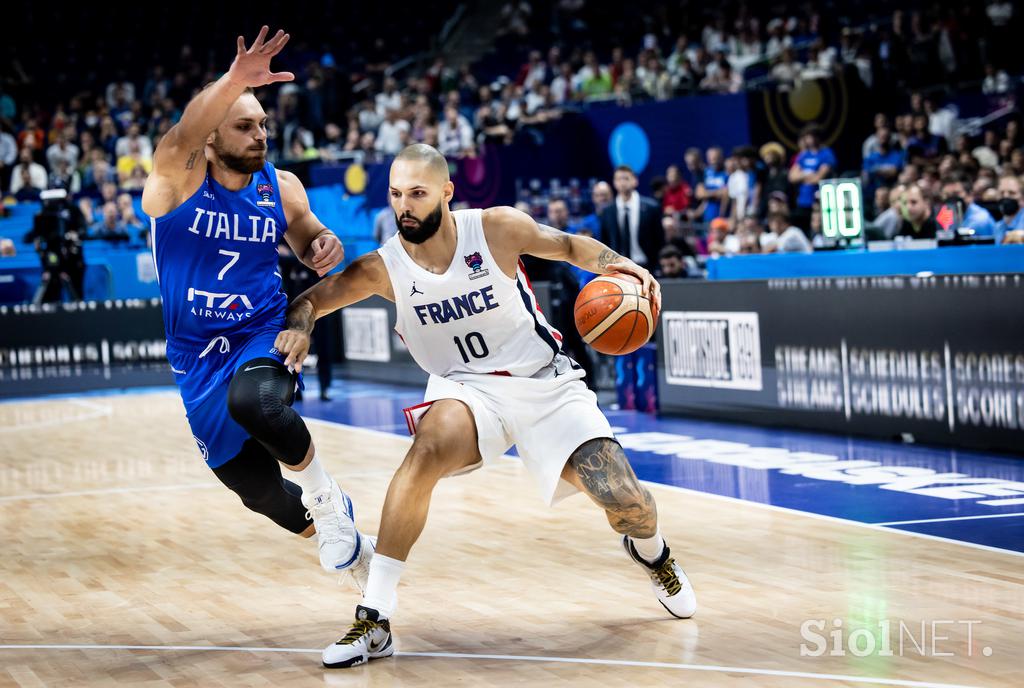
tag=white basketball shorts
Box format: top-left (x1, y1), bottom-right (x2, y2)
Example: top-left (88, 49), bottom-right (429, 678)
top-left (403, 353), bottom-right (614, 505)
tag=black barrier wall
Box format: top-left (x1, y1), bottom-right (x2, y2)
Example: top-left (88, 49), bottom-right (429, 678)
top-left (657, 274), bottom-right (1024, 454)
top-left (0, 299), bottom-right (171, 396)
top-left (0, 285), bottom-right (560, 397)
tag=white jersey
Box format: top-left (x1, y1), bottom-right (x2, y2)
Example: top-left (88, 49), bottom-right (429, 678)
top-left (377, 208), bottom-right (562, 378)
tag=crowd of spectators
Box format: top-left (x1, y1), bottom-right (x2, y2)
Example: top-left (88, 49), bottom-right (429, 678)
top-left (6, 0), bottom-right (1020, 210)
top-left (2, 1), bottom-right (1023, 264)
top-left (486, 0), bottom-right (1021, 99)
top-left (507, 94), bottom-right (1024, 280)
top-left (858, 91), bottom-right (1024, 244)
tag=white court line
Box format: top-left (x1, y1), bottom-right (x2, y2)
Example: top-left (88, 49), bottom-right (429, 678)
top-left (874, 512), bottom-right (1024, 527)
top-left (0, 644), bottom-right (981, 688)
top-left (648, 481), bottom-right (1024, 560)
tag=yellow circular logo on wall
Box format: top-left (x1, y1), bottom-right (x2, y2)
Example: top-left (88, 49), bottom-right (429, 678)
top-left (344, 163), bottom-right (367, 195)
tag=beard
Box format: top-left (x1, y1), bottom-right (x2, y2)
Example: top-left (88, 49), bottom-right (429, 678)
top-left (212, 139), bottom-right (266, 174)
top-left (396, 201), bottom-right (443, 244)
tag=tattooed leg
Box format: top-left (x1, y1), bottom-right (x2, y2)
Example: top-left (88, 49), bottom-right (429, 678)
top-left (561, 438), bottom-right (657, 538)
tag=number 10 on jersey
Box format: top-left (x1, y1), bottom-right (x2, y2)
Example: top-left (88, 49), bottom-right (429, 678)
top-left (454, 332), bottom-right (489, 363)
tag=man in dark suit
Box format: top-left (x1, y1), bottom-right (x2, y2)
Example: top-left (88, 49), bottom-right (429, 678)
top-left (597, 166), bottom-right (664, 413)
top-left (600, 165), bottom-right (664, 269)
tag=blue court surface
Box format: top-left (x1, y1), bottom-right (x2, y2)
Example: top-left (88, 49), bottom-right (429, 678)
top-left (292, 379), bottom-right (1024, 556)
top-left (10, 375), bottom-right (1024, 556)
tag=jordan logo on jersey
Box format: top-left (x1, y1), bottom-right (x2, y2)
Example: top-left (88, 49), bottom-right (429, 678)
top-left (413, 285), bottom-right (498, 325)
top-left (464, 252), bottom-right (490, 280)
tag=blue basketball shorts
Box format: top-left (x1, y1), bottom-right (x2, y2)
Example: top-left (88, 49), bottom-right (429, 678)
top-left (166, 325), bottom-right (302, 469)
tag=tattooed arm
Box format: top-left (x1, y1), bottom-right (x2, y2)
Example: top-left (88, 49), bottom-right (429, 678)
top-left (275, 252), bottom-right (392, 373)
top-left (142, 26), bottom-right (294, 218)
top-left (565, 438), bottom-right (658, 538)
top-left (483, 205), bottom-right (661, 308)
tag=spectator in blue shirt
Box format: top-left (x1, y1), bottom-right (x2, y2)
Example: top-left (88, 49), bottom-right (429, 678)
top-left (88, 202), bottom-right (130, 243)
top-left (939, 177), bottom-right (996, 237)
top-left (695, 146), bottom-right (728, 223)
top-left (862, 127), bottom-right (904, 189)
top-left (995, 175), bottom-right (1024, 244)
top-left (789, 126), bottom-right (836, 204)
top-left (906, 113), bottom-right (947, 160)
top-left (571, 181), bottom-right (612, 242)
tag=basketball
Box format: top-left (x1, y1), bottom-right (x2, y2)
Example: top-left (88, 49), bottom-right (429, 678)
top-left (574, 274), bottom-right (659, 355)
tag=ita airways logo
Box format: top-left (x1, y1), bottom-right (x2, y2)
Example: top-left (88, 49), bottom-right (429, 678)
top-left (187, 287), bottom-right (254, 321)
top-left (464, 252), bottom-right (490, 280)
top-left (256, 182), bottom-right (276, 208)
top-left (194, 436), bottom-right (209, 462)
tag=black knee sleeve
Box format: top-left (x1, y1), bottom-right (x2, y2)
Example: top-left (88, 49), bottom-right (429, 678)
top-left (212, 439), bottom-right (310, 534)
top-left (227, 357), bottom-right (311, 465)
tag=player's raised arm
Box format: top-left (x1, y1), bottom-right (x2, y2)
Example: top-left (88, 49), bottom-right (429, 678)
top-left (484, 205), bottom-right (662, 312)
top-left (145, 27), bottom-right (293, 204)
top-left (275, 252), bottom-right (393, 372)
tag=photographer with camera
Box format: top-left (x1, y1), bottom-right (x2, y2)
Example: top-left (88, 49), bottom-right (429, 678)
top-left (23, 188), bottom-right (87, 303)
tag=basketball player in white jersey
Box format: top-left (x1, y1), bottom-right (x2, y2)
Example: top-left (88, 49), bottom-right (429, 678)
top-left (276, 144), bottom-right (697, 668)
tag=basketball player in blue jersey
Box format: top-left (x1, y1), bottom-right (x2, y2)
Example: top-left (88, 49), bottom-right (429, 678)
top-left (277, 144), bottom-right (697, 669)
top-left (141, 27), bottom-right (372, 588)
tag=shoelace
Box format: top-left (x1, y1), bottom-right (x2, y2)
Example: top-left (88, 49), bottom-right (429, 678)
top-left (339, 619), bottom-right (379, 645)
top-left (651, 557), bottom-right (683, 596)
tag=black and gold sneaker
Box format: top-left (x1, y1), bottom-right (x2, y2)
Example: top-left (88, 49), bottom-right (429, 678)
top-left (622, 536), bottom-right (697, 618)
top-left (322, 605), bottom-right (395, 668)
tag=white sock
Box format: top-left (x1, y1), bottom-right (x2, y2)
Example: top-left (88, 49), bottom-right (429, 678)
top-left (286, 452), bottom-right (332, 496)
top-left (362, 554), bottom-right (405, 618)
top-left (630, 529), bottom-right (666, 564)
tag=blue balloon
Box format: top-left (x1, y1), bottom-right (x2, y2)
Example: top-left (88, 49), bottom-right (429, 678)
top-left (608, 122), bottom-right (650, 174)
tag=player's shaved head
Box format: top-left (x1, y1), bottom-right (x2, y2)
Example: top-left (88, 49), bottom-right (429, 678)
top-left (389, 144), bottom-right (455, 245)
top-left (393, 144), bottom-right (450, 183)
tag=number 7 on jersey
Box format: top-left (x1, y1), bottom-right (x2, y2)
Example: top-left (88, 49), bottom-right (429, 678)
top-left (217, 249), bottom-right (240, 280)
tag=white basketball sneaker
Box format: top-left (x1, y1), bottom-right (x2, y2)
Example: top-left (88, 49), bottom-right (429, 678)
top-left (623, 536), bottom-right (697, 618)
top-left (302, 479), bottom-right (360, 572)
top-left (323, 605), bottom-right (395, 669)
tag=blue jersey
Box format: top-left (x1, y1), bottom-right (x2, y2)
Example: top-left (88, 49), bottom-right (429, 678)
top-left (150, 161), bottom-right (289, 349)
top-left (794, 147), bottom-right (836, 208)
top-left (702, 167), bottom-right (727, 222)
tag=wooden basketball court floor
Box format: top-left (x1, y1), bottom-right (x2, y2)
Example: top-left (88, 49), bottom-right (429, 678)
top-left (1, 389), bottom-right (1022, 687)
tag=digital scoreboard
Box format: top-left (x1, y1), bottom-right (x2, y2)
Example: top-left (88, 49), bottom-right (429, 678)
top-left (818, 178), bottom-right (864, 246)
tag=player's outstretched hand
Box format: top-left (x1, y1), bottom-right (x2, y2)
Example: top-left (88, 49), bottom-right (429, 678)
top-left (275, 329), bottom-right (310, 374)
top-left (310, 233), bottom-right (344, 277)
top-left (604, 260), bottom-right (662, 314)
top-left (228, 26), bottom-right (295, 88)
